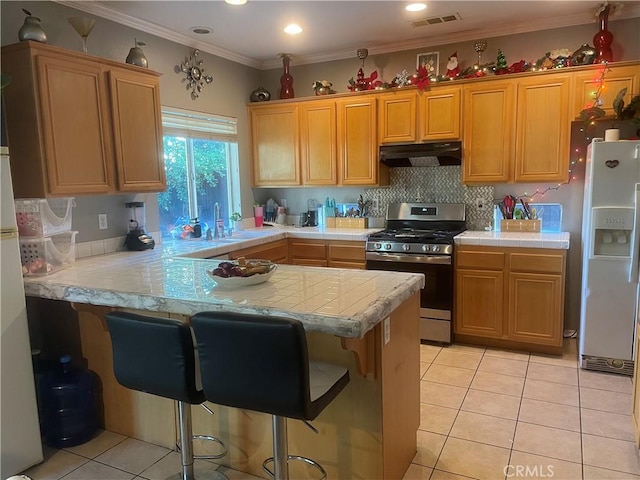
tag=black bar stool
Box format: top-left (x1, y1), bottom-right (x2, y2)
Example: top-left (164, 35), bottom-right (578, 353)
top-left (191, 311), bottom-right (350, 480)
top-left (105, 312), bottom-right (227, 480)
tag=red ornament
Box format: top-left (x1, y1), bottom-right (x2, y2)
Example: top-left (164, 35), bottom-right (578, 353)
top-left (445, 52), bottom-right (460, 78)
top-left (593, 4), bottom-right (613, 63)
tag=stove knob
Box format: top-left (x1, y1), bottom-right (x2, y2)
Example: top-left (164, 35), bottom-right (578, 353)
top-left (431, 245), bottom-right (439, 253)
top-left (421, 244), bottom-right (429, 252)
top-left (384, 243), bottom-right (392, 250)
top-left (374, 243), bottom-right (382, 250)
top-left (402, 244), bottom-right (410, 251)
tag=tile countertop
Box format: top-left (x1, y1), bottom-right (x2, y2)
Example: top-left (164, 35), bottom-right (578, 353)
top-left (23, 225), bottom-right (425, 339)
top-left (454, 230), bottom-right (570, 249)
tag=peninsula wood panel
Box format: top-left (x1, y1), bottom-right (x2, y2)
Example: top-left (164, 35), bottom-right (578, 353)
top-left (378, 91), bottom-right (417, 143)
top-left (337, 98), bottom-right (380, 185)
top-left (299, 100), bottom-right (337, 185)
top-left (419, 86), bottom-right (461, 141)
top-left (514, 74), bottom-right (571, 183)
top-left (109, 69), bottom-right (165, 191)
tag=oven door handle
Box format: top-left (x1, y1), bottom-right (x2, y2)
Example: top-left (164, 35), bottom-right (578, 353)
top-left (366, 252), bottom-right (451, 265)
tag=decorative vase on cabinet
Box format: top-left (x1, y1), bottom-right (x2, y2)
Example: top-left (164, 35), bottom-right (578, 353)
top-left (593, 4), bottom-right (613, 63)
top-left (18, 9), bottom-right (47, 43)
top-left (278, 53), bottom-right (294, 99)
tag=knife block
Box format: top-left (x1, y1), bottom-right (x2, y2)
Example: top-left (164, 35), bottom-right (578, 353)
top-left (500, 219), bottom-right (541, 232)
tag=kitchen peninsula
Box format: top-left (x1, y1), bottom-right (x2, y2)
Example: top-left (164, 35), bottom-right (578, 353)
top-left (23, 229), bottom-right (423, 480)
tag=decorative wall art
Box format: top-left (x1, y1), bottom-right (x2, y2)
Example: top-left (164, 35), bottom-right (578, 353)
top-left (177, 49), bottom-right (213, 100)
top-left (416, 52), bottom-right (439, 77)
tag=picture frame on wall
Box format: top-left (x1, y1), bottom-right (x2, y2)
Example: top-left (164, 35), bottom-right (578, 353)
top-left (417, 51), bottom-right (439, 76)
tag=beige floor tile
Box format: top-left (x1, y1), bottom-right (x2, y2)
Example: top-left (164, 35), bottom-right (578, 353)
top-left (433, 349), bottom-right (483, 370)
top-left (420, 362), bottom-right (430, 379)
top-left (508, 451), bottom-right (581, 480)
top-left (526, 362), bottom-right (578, 385)
top-left (583, 433), bottom-right (640, 475)
top-left (469, 371), bottom-right (524, 397)
top-left (484, 348), bottom-right (530, 361)
top-left (518, 398), bottom-right (580, 432)
top-left (215, 466), bottom-right (264, 479)
top-left (581, 408), bottom-right (636, 442)
top-left (62, 460), bottom-right (135, 479)
top-left (139, 451), bottom-right (222, 480)
top-left (420, 381), bottom-right (468, 409)
top-left (420, 344), bottom-right (442, 363)
top-left (422, 363), bottom-right (475, 388)
top-left (583, 465), bottom-right (640, 479)
top-left (412, 430), bottom-right (447, 468)
top-left (435, 437), bottom-right (510, 480)
top-left (401, 462), bottom-right (433, 479)
top-left (530, 348), bottom-right (578, 368)
top-left (513, 422), bottom-right (582, 463)
top-left (446, 344), bottom-right (486, 355)
top-left (419, 403), bottom-right (458, 435)
top-left (580, 386), bottom-right (633, 414)
top-left (94, 438), bottom-right (171, 475)
top-left (23, 449), bottom-right (88, 480)
top-left (522, 378), bottom-right (579, 406)
top-left (430, 470), bottom-right (479, 480)
top-left (449, 410), bottom-right (516, 448)
top-left (64, 429), bottom-right (127, 459)
top-left (460, 389), bottom-right (521, 420)
top-left (579, 369), bottom-right (633, 394)
top-left (478, 356), bottom-right (528, 377)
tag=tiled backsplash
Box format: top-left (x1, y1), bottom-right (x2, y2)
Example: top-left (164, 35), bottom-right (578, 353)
top-left (365, 166), bottom-right (494, 230)
top-left (75, 232), bottom-right (162, 259)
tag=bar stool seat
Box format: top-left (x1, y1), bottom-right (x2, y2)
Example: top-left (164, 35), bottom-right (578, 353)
top-left (105, 312), bottom-right (227, 480)
top-left (191, 311), bottom-right (350, 480)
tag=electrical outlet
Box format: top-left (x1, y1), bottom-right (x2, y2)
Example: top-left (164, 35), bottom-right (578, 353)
top-left (476, 198), bottom-right (490, 211)
top-left (98, 214), bottom-right (108, 230)
top-left (372, 198), bottom-right (379, 212)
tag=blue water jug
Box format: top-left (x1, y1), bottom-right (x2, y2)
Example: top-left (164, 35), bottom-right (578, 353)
top-left (38, 355), bottom-right (98, 448)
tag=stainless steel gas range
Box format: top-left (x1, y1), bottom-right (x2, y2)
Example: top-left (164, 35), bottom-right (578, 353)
top-left (365, 203), bottom-right (466, 344)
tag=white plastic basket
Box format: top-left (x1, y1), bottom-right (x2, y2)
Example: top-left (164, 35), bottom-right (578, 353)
top-left (20, 231), bottom-right (78, 276)
top-left (15, 198), bottom-right (74, 237)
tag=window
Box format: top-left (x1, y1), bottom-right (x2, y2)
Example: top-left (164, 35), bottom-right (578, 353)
top-left (158, 107), bottom-right (240, 239)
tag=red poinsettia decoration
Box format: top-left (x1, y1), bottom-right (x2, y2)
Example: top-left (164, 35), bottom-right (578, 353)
top-left (411, 66), bottom-right (431, 91)
top-left (348, 68), bottom-right (383, 91)
top-left (508, 59), bottom-right (530, 74)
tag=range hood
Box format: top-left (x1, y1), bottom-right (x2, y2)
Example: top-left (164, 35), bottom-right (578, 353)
top-left (379, 141), bottom-right (462, 167)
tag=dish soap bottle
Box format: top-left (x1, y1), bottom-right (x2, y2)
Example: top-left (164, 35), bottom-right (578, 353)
top-left (191, 218), bottom-right (202, 238)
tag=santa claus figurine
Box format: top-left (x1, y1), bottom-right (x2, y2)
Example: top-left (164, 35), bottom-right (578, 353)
top-left (445, 51), bottom-right (460, 78)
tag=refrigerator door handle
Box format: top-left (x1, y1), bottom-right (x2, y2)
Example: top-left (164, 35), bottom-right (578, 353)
top-left (630, 183), bottom-right (640, 283)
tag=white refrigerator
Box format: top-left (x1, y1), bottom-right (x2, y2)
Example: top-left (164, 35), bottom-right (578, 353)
top-left (1, 147), bottom-right (43, 476)
top-left (580, 139), bottom-right (640, 375)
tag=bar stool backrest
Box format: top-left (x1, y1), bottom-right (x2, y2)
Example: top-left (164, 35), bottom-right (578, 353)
top-left (105, 312), bottom-right (205, 404)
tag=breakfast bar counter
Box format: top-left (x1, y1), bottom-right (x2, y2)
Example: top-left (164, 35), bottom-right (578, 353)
top-left (24, 238), bottom-right (422, 480)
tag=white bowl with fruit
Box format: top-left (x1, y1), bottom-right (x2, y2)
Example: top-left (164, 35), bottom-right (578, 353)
top-left (207, 258), bottom-right (277, 287)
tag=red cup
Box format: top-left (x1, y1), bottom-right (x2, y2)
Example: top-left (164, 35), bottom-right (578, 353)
top-left (254, 206), bottom-right (264, 227)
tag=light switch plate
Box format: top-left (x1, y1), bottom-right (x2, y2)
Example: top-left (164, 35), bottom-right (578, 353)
top-left (98, 214), bottom-right (108, 230)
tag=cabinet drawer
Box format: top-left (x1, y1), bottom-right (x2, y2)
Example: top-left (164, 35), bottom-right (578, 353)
top-left (231, 239), bottom-right (288, 263)
top-left (327, 241), bottom-right (365, 262)
top-left (456, 250), bottom-right (505, 270)
top-left (289, 240), bottom-right (327, 260)
top-left (510, 253), bottom-right (564, 274)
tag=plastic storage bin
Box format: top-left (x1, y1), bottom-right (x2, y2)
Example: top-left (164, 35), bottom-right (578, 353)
top-left (15, 197), bottom-right (74, 237)
top-left (19, 231), bottom-right (77, 275)
top-left (37, 355), bottom-right (98, 448)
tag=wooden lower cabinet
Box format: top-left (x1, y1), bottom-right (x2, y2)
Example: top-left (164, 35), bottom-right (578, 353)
top-left (454, 245), bottom-right (566, 353)
top-left (327, 240), bottom-right (366, 269)
top-left (229, 239), bottom-right (288, 264)
top-left (289, 238), bottom-right (328, 266)
top-left (288, 239), bottom-right (366, 269)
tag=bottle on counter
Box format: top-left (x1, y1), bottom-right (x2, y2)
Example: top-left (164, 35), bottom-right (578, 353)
top-left (191, 218), bottom-right (202, 238)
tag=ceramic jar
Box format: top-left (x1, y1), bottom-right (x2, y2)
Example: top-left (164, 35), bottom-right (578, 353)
top-left (19, 15), bottom-right (47, 43)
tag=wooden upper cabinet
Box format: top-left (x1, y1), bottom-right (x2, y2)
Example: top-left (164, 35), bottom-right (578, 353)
top-left (299, 100), bottom-right (337, 185)
top-left (514, 73), bottom-right (571, 183)
top-left (337, 98), bottom-right (383, 185)
top-left (462, 80), bottom-right (516, 183)
top-left (250, 103), bottom-right (300, 187)
top-left (109, 69), bottom-right (165, 192)
top-left (0, 41), bottom-right (165, 197)
top-left (419, 86), bottom-right (461, 141)
top-left (378, 91), bottom-right (417, 143)
top-left (572, 64), bottom-right (640, 119)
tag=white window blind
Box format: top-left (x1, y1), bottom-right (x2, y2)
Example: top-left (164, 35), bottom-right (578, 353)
top-left (161, 106), bottom-right (237, 142)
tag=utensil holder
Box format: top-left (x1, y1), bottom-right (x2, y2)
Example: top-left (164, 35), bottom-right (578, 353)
top-left (500, 219), bottom-right (541, 232)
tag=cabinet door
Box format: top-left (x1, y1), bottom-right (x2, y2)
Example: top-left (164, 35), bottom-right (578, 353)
top-left (327, 240), bottom-right (366, 269)
top-left (572, 64), bottom-right (640, 118)
top-left (462, 81), bottom-right (515, 183)
top-left (250, 105), bottom-right (300, 186)
top-left (515, 74), bottom-right (571, 183)
top-left (455, 269), bottom-right (504, 338)
top-left (109, 69), bottom-right (166, 192)
top-left (288, 239), bottom-right (327, 266)
top-left (230, 239), bottom-right (288, 264)
top-left (507, 272), bottom-right (563, 346)
top-left (299, 100), bottom-right (337, 185)
top-left (337, 98), bottom-right (379, 185)
top-left (36, 55), bottom-right (115, 195)
top-left (419, 87), bottom-right (461, 141)
top-left (378, 91), bottom-right (417, 143)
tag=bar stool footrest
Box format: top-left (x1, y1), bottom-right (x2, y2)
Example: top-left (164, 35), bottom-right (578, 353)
top-left (262, 455), bottom-right (327, 480)
top-left (176, 434), bottom-right (228, 460)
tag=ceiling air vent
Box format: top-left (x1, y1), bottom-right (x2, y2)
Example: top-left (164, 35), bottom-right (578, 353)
top-left (411, 13), bottom-right (461, 28)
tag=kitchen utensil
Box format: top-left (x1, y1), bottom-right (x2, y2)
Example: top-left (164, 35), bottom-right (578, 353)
top-left (503, 195), bottom-right (515, 219)
top-left (520, 199), bottom-right (531, 219)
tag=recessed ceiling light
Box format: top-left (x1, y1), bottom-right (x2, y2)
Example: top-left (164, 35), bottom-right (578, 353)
top-left (190, 26), bottom-right (212, 35)
top-left (284, 23), bottom-right (303, 35)
top-left (406, 3), bottom-right (427, 12)
top-left (225, 0), bottom-right (247, 5)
